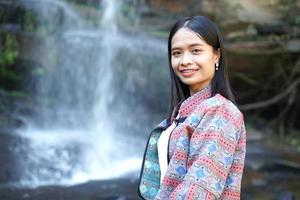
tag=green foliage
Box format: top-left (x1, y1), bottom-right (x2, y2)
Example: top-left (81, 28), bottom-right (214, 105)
top-left (23, 10), bottom-right (37, 32)
top-left (0, 33), bottom-right (22, 84)
top-left (9, 90), bottom-right (27, 98)
top-left (281, 133), bottom-right (300, 152)
top-left (0, 33), bottom-right (19, 67)
top-left (31, 67), bottom-right (46, 76)
top-left (295, 15), bottom-right (300, 26)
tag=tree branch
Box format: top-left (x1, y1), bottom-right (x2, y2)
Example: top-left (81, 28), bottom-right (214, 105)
top-left (240, 78), bottom-right (300, 110)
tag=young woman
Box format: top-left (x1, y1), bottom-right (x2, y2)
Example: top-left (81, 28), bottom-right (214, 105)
top-left (138, 16), bottom-right (246, 200)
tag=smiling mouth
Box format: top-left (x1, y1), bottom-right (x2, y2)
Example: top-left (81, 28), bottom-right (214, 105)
top-left (179, 69), bottom-right (199, 77)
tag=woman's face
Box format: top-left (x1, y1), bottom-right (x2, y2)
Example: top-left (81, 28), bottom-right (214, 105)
top-left (171, 27), bottom-right (220, 95)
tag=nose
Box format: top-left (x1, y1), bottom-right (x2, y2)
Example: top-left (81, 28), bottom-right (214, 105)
top-left (180, 52), bottom-right (193, 66)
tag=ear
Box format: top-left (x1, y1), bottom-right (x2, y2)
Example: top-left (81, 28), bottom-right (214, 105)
top-left (213, 48), bottom-right (221, 63)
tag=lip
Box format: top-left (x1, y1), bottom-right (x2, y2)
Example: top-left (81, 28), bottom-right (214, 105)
top-left (179, 68), bottom-right (199, 77)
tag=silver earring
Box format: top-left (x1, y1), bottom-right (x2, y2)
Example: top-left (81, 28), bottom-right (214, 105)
top-left (215, 63), bottom-right (219, 71)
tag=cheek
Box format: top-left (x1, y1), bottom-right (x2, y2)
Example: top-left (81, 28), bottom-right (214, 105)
top-left (194, 55), bottom-right (215, 67)
top-left (194, 54), bottom-right (211, 63)
top-left (171, 57), bottom-right (180, 70)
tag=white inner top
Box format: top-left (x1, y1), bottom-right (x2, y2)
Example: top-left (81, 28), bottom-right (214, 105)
top-left (157, 115), bottom-right (179, 184)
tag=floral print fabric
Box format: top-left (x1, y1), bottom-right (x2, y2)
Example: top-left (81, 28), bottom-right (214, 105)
top-left (139, 86), bottom-right (246, 200)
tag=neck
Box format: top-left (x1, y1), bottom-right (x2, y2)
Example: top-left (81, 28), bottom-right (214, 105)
top-left (189, 83), bottom-right (211, 96)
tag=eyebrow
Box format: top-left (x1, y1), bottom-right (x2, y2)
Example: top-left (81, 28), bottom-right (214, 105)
top-left (171, 43), bottom-right (204, 51)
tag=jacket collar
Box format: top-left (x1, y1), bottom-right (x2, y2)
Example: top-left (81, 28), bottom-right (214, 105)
top-left (178, 84), bottom-right (212, 117)
top-left (154, 118), bottom-right (169, 130)
top-left (153, 85), bottom-right (212, 130)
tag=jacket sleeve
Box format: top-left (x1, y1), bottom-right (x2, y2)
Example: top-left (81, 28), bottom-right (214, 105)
top-left (169, 105), bottom-right (246, 200)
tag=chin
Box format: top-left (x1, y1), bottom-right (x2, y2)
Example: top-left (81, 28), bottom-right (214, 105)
top-left (179, 78), bottom-right (197, 85)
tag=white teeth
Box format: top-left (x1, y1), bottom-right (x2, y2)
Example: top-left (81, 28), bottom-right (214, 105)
top-left (181, 69), bottom-right (197, 72)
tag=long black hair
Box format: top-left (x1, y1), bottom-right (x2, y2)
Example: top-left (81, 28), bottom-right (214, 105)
top-left (167, 16), bottom-right (235, 122)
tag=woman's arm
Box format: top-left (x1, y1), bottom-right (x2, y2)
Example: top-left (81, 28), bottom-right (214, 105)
top-left (169, 105), bottom-right (246, 200)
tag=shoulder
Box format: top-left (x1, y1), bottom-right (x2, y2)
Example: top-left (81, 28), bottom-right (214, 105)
top-left (195, 93), bottom-right (244, 129)
top-left (185, 94), bottom-right (246, 144)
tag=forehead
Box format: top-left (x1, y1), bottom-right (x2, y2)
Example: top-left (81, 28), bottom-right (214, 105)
top-left (171, 27), bottom-right (208, 48)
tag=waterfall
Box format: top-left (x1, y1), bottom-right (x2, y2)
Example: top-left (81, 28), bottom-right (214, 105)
top-left (12, 0), bottom-right (168, 187)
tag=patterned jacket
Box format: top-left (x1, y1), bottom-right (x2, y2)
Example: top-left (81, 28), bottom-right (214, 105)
top-left (138, 86), bottom-right (246, 200)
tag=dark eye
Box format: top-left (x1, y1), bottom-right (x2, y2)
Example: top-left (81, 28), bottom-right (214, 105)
top-left (192, 49), bottom-right (202, 53)
top-left (172, 51), bottom-right (182, 56)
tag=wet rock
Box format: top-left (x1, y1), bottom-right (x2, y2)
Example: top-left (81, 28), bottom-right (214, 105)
top-left (276, 192), bottom-right (295, 200)
top-left (0, 131), bottom-right (26, 183)
top-left (0, 178), bottom-right (141, 200)
top-left (256, 24), bottom-right (293, 36)
top-left (250, 178), bottom-right (267, 187)
top-left (0, 89), bottom-right (28, 129)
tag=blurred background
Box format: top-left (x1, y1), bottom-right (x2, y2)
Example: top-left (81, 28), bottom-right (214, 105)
top-left (0, 0), bottom-right (299, 199)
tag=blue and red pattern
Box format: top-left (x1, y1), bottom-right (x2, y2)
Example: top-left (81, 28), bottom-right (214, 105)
top-left (139, 85), bottom-right (246, 200)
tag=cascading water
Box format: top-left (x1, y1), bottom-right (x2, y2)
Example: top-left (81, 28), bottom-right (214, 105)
top-left (12, 0), bottom-right (168, 187)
